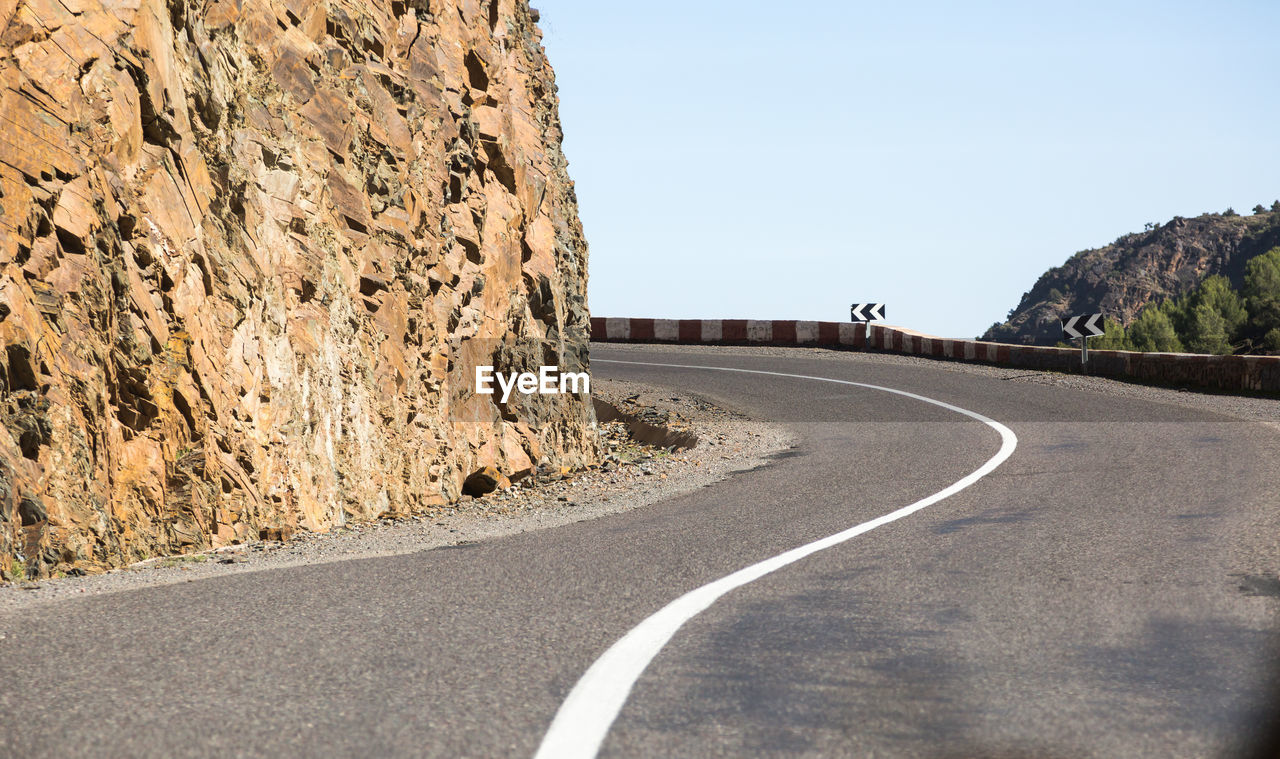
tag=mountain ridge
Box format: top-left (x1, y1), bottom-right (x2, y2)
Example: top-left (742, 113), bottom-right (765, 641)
top-left (983, 208), bottom-right (1280, 346)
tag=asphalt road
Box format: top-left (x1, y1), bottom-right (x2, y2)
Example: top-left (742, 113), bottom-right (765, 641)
top-left (2, 344), bottom-right (1278, 758)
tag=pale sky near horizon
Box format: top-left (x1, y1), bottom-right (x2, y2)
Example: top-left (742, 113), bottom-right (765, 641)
top-left (534, 0), bottom-right (1280, 339)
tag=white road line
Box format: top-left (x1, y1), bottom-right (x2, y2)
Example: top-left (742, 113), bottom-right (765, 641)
top-left (534, 359), bottom-right (1019, 759)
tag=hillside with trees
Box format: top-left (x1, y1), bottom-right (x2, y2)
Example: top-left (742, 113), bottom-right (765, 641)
top-left (984, 205), bottom-right (1280, 352)
top-left (1084, 246), bottom-right (1280, 354)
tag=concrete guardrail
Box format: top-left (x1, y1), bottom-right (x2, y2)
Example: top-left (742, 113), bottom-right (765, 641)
top-left (589, 317), bottom-right (1280, 394)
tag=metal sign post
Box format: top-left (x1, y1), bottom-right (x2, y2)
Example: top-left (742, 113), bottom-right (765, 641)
top-left (1061, 313), bottom-right (1104, 367)
top-left (850, 303), bottom-right (885, 351)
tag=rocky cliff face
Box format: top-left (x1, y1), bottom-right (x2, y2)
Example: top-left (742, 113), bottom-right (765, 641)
top-left (984, 211), bottom-right (1280, 345)
top-left (0, 0), bottom-right (598, 578)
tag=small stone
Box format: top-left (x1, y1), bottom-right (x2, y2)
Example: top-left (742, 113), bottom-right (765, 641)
top-left (259, 526), bottom-right (295, 542)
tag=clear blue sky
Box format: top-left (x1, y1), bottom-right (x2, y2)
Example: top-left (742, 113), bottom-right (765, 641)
top-left (536, 0), bottom-right (1280, 338)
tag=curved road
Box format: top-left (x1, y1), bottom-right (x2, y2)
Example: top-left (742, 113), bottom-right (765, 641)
top-left (1, 344), bottom-right (1278, 757)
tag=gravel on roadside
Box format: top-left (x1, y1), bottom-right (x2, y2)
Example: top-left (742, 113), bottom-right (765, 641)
top-left (0, 378), bottom-right (794, 610)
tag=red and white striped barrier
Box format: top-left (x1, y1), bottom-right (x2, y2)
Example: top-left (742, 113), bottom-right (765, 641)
top-left (594, 318), bottom-right (865, 346)
top-left (589, 317), bottom-right (1280, 394)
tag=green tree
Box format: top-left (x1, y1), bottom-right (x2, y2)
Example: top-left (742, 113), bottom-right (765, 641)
top-left (1191, 274), bottom-right (1247, 337)
top-left (1185, 303), bottom-right (1232, 354)
top-left (1254, 204), bottom-right (1268, 215)
top-left (1127, 306), bottom-right (1184, 352)
top-left (1272, 200), bottom-right (1280, 213)
top-left (1244, 246), bottom-right (1280, 335)
top-left (1151, 296), bottom-right (1190, 340)
top-left (1265, 328), bottom-right (1280, 354)
top-left (1091, 318), bottom-right (1130, 350)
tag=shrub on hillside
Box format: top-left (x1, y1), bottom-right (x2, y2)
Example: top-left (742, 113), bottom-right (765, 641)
top-left (1181, 274), bottom-right (1247, 340)
top-left (1127, 306), bottom-right (1183, 352)
top-left (1244, 247), bottom-right (1280, 336)
top-left (1185, 303), bottom-right (1232, 354)
top-left (1265, 328), bottom-right (1280, 354)
top-left (1086, 320), bottom-right (1130, 350)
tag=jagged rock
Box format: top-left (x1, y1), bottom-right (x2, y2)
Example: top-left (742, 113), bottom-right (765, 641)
top-left (0, 0), bottom-right (598, 578)
top-left (461, 465), bottom-right (506, 497)
top-left (258, 526), bottom-right (294, 543)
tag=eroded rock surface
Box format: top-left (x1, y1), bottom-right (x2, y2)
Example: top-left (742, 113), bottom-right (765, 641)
top-left (0, 0), bottom-right (597, 578)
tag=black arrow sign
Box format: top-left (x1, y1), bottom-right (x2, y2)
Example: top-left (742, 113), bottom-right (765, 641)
top-left (850, 303), bottom-right (885, 322)
top-left (1061, 313), bottom-right (1105, 339)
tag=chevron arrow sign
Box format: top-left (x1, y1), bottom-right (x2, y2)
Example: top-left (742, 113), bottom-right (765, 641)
top-left (850, 303), bottom-right (885, 322)
top-left (1061, 313), bottom-right (1105, 340)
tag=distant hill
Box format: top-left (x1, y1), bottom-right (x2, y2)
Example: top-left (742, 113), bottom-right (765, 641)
top-left (983, 207), bottom-right (1280, 346)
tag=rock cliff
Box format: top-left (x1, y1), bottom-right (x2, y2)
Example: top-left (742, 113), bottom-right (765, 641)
top-left (0, 0), bottom-right (598, 578)
top-left (984, 210), bottom-right (1280, 345)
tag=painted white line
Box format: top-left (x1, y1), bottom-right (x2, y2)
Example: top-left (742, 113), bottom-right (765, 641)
top-left (535, 359), bottom-right (1018, 759)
